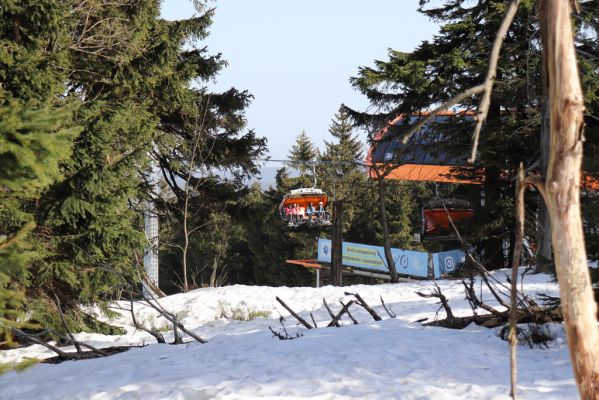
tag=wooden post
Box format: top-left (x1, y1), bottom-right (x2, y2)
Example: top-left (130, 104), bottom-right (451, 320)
top-left (331, 200), bottom-right (343, 286)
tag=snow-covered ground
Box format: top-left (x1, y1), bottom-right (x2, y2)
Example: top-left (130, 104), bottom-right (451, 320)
top-left (0, 269), bottom-right (577, 399)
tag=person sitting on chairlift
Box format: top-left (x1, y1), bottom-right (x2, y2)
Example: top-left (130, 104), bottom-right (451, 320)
top-left (317, 201), bottom-right (326, 221)
top-left (285, 204), bottom-right (294, 224)
top-left (293, 203), bottom-right (302, 223)
top-left (306, 202), bottom-right (315, 223)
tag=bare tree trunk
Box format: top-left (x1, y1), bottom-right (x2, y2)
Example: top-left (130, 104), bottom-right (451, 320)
top-left (509, 164), bottom-right (526, 399)
top-left (181, 192), bottom-right (190, 292)
top-left (540, 2), bottom-right (599, 398)
top-left (209, 257), bottom-right (218, 288)
top-left (536, 92), bottom-right (552, 272)
top-left (375, 171), bottom-right (398, 283)
top-left (331, 200), bottom-right (343, 286)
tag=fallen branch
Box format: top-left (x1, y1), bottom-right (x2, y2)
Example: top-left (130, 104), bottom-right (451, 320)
top-left (269, 317), bottom-right (303, 340)
top-left (327, 300), bottom-right (355, 327)
top-left (342, 301), bottom-right (359, 325)
top-left (129, 299), bottom-right (165, 344)
top-left (345, 292), bottom-right (382, 321)
top-left (310, 312), bottom-right (318, 329)
top-left (323, 298), bottom-right (339, 327)
top-left (416, 283), bottom-right (454, 319)
top-left (12, 329), bottom-right (73, 359)
top-left (462, 279), bottom-right (504, 317)
top-left (276, 297), bottom-right (313, 329)
top-left (380, 296), bottom-right (396, 319)
top-left (53, 294), bottom-right (82, 354)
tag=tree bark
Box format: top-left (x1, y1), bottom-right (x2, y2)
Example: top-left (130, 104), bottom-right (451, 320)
top-left (331, 200), bottom-right (343, 286)
top-left (536, 91), bottom-right (552, 272)
top-left (375, 172), bottom-right (398, 282)
top-left (540, 2), bottom-right (599, 398)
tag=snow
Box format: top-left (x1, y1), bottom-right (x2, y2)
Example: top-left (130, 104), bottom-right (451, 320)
top-left (0, 269), bottom-right (578, 399)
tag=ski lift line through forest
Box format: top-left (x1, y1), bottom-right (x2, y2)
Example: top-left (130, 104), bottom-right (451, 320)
top-left (257, 158), bottom-right (362, 167)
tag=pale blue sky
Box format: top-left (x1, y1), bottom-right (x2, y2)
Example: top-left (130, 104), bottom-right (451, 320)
top-left (161, 1), bottom-right (439, 159)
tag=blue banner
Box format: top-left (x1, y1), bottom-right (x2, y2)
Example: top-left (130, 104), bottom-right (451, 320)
top-left (317, 238), bottom-right (430, 278)
top-left (432, 250), bottom-right (466, 278)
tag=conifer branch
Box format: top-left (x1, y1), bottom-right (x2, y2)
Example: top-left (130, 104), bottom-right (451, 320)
top-left (469, 0), bottom-right (521, 164)
top-left (399, 84), bottom-right (485, 145)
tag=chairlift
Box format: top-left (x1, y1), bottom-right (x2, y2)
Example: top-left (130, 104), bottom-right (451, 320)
top-left (279, 188), bottom-right (332, 227)
top-left (278, 161), bottom-right (332, 227)
top-left (421, 198), bottom-right (474, 240)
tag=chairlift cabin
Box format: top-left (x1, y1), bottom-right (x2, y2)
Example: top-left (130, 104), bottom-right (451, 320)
top-left (279, 188), bottom-right (331, 227)
top-left (421, 198), bottom-right (474, 240)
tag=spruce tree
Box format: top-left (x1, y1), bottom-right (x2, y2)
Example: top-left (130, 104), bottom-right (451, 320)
top-left (347, 0), bottom-right (545, 268)
top-left (0, 0), bottom-right (79, 343)
top-left (287, 130), bottom-right (317, 178)
top-left (318, 106), bottom-right (366, 232)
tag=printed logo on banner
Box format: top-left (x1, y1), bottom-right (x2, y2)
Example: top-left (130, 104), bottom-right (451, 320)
top-left (399, 255), bottom-right (408, 269)
top-left (444, 256), bottom-right (455, 272)
top-left (433, 250), bottom-right (466, 278)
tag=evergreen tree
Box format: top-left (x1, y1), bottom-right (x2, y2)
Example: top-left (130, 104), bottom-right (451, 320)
top-left (146, 8), bottom-right (267, 292)
top-left (347, 0), bottom-right (547, 268)
top-left (348, 0), bottom-right (598, 269)
top-left (0, 0), bottom-right (266, 332)
top-left (318, 106), bottom-right (366, 232)
top-left (0, 0), bottom-right (79, 343)
top-left (287, 130), bottom-right (317, 178)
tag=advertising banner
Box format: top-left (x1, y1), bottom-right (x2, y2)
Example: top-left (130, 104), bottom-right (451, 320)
top-left (317, 238), bottom-right (429, 278)
top-left (432, 250), bottom-right (466, 278)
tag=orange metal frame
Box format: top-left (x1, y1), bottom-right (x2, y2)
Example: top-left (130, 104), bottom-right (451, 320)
top-left (286, 259), bottom-right (322, 270)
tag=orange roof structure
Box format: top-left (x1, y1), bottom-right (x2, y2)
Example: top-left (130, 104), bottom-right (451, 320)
top-left (365, 111), bottom-right (598, 189)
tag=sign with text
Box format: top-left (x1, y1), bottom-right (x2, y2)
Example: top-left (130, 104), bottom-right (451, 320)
top-left (317, 238), bottom-right (429, 278)
top-left (432, 250), bottom-right (466, 278)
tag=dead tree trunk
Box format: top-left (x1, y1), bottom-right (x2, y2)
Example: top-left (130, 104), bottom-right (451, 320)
top-left (374, 169), bottom-right (398, 282)
top-left (331, 200), bottom-right (343, 286)
top-left (536, 94), bottom-right (553, 272)
top-left (540, 1), bottom-right (599, 398)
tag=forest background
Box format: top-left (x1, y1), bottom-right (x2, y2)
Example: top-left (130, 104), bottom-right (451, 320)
top-left (0, 0), bottom-right (598, 340)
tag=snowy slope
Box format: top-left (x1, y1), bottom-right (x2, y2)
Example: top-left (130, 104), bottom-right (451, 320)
top-left (0, 270), bottom-right (577, 400)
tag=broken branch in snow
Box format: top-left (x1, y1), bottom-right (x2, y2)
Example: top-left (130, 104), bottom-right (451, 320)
top-left (323, 298), bottom-right (339, 327)
top-left (129, 299), bottom-right (166, 344)
top-left (133, 266), bottom-right (207, 344)
top-left (53, 293), bottom-right (82, 354)
top-left (327, 300), bottom-right (355, 327)
top-left (342, 301), bottom-right (359, 325)
top-left (462, 278), bottom-right (504, 317)
top-left (345, 292), bottom-right (382, 321)
top-left (276, 296), bottom-right (313, 329)
top-left (380, 296), bottom-right (397, 318)
top-left (416, 282), bottom-right (454, 320)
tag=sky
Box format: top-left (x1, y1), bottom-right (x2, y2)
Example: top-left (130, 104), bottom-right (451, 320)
top-left (161, 1), bottom-right (439, 160)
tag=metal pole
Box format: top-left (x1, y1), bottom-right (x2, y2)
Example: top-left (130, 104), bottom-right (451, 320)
top-left (316, 269), bottom-right (320, 288)
top-left (143, 202), bottom-right (159, 296)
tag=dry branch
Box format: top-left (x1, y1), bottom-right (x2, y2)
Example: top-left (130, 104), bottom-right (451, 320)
top-left (323, 298), bottom-right (338, 326)
top-left (12, 329), bottom-right (73, 359)
top-left (469, 0), bottom-right (522, 163)
top-left (276, 297), bottom-right (313, 329)
top-left (129, 299), bottom-right (165, 344)
top-left (327, 300), bottom-right (355, 327)
top-left (310, 312), bottom-right (318, 329)
top-left (54, 294), bottom-right (82, 354)
top-left (462, 279), bottom-right (503, 317)
top-left (416, 283), bottom-right (454, 319)
top-left (380, 296), bottom-right (396, 319)
top-left (342, 301), bottom-right (359, 325)
top-left (345, 292), bottom-right (382, 321)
